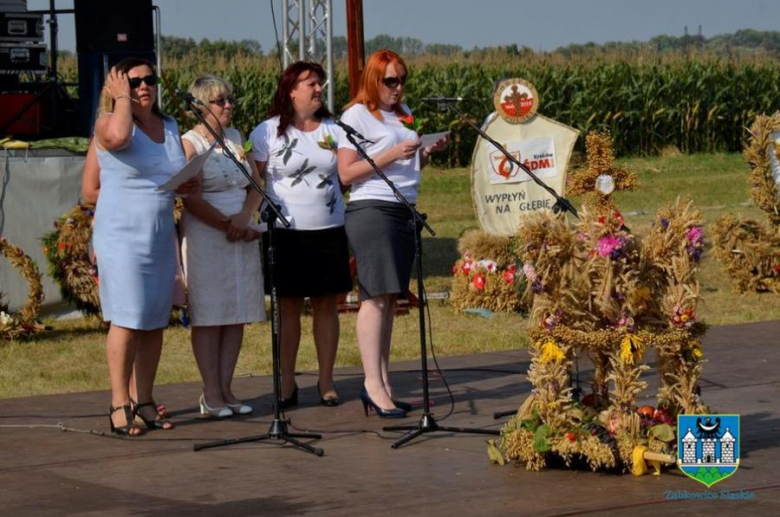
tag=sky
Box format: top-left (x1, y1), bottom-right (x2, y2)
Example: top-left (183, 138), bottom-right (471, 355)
top-left (25, 0), bottom-right (780, 53)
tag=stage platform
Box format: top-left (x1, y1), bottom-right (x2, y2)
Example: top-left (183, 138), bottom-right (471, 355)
top-left (1, 321), bottom-right (778, 516)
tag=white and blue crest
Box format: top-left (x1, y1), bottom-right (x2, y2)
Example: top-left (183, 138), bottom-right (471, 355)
top-left (677, 414), bottom-right (740, 487)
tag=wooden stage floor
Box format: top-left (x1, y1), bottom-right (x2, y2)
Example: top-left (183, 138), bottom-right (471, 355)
top-left (1, 321), bottom-right (778, 516)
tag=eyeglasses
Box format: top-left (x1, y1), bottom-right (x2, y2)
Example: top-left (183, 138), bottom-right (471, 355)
top-left (209, 95), bottom-right (236, 107)
top-left (128, 74), bottom-right (157, 88)
top-left (381, 75), bottom-right (407, 89)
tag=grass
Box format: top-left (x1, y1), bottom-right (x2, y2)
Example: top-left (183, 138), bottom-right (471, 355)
top-left (1, 153), bottom-right (777, 399)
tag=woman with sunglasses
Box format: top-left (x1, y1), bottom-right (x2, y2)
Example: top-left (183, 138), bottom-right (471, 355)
top-left (337, 49), bottom-right (447, 418)
top-left (82, 139), bottom-right (182, 423)
top-left (94, 57), bottom-right (197, 436)
top-left (180, 75), bottom-right (265, 418)
top-left (249, 62), bottom-right (352, 408)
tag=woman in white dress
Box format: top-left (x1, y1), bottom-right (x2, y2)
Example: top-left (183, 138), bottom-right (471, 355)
top-left (181, 75), bottom-right (265, 418)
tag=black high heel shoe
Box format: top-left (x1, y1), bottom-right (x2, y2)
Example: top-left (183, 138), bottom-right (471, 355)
top-left (109, 405), bottom-right (141, 436)
top-left (392, 399), bottom-right (413, 412)
top-left (359, 388), bottom-right (406, 419)
top-left (318, 382), bottom-right (340, 407)
top-left (279, 384), bottom-right (299, 410)
top-left (132, 400), bottom-right (174, 430)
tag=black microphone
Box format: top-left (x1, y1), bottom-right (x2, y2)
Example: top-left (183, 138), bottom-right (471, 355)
top-left (420, 97), bottom-right (465, 103)
top-left (334, 119), bottom-right (374, 144)
top-left (176, 89), bottom-right (205, 107)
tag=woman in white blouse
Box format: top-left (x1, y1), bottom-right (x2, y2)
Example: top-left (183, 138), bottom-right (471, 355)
top-left (181, 75), bottom-right (265, 418)
top-left (250, 62), bottom-right (352, 408)
top-left (338, 50), bottom-right (447, 418)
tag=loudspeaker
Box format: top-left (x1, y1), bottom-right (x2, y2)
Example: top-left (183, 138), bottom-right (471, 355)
top-left (74, 0), bottom-right (153, 53)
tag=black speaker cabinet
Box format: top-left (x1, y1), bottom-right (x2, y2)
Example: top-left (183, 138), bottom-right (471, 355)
top-left (74, 0), bottom-right (154, 53)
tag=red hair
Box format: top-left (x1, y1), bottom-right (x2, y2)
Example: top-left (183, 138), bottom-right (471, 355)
top-left (345, 49), bottom-right (408, 121)
top-left (267, 61), bottom-right (332, 137)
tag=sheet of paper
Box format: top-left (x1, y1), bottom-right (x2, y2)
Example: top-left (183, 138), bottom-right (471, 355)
top-left (420, 131), bottom-right (449, 148)
top-left (157, 144), bottom-right (215, 191)
top-left (249, 221), bottom-right (268, 233)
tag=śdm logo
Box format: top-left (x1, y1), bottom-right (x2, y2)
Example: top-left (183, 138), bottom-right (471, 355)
top-left (677, 414), bottom-right (740, 487)
top-left (490, 150), bottom-right (521, 180)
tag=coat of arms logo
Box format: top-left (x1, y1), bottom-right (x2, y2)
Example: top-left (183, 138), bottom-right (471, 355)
top-left (493, 78), bottom-right (539, 124)
top-left (677, 414), bottom-right (740, 487)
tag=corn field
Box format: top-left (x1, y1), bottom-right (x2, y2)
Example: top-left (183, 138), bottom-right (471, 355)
top-left (63, 54), bottom-right (780, 165)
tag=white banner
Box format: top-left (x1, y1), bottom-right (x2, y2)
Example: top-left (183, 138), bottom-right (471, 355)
top-left (471, 114), bottom-right (579, 236)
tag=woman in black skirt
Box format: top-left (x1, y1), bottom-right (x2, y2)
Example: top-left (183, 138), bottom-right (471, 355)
top-left (338, 50), bottom-right (448, 418)
top-left (249, 62), bottom-right (352, 407)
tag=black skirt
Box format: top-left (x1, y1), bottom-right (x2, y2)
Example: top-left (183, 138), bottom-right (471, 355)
top-left (345, 200), bottom-right (415, 301)
top-left (263, 226), bottom-right (352, 298)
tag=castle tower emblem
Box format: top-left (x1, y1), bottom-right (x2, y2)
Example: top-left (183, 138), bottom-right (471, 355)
top-left (677, 414), bottom-right (740, 487)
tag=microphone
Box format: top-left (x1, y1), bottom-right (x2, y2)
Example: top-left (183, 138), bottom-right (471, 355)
top-left (176, 89), bottom-right (205, 107)
top-left (420, 97), bottom-right (465, 103)
top-left (334, 119), bottom-right (374, 144)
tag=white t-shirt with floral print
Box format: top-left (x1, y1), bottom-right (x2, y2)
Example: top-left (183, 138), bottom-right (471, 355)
top-left (249, 116), bottom-right (344, 230)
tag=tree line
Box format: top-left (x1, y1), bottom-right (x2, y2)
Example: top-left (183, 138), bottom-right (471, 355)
top-left (156, 29), bottom-right (780, 60)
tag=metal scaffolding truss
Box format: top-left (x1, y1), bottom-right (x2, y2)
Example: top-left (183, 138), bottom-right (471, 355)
top-left (282, 0), bottom-right (334, 112)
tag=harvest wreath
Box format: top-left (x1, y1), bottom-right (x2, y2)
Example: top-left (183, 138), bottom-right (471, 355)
top-left (0, 238), bottom-right (45, 340)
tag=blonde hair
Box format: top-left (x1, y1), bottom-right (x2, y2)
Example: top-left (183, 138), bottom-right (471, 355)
top-left (96, 87), bottom-right (113, 118)
top-left (187, 74), bottom-right (233, 118)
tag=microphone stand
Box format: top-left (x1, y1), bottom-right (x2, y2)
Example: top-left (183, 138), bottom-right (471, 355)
top-left (431, 101), bottom-right (582, 419)
top-left (437, 101), bottom-right (579, 219)
top-left (338, 120), bottom-right (500, 449)
top-left (182, 96), bottom-right (324, 456)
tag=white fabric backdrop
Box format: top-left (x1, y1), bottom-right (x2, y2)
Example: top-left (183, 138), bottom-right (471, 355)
top-left (0, 151), bottom-right (84, 312)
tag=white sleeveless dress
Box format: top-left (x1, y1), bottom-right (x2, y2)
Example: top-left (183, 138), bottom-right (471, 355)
top-left (181, 128), bottom-right (265, 326)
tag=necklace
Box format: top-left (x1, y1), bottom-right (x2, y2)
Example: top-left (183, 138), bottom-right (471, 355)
top-left (196, 126), bottom-right (237, 188)
top-left (196, 124), bottom-right (224, 144)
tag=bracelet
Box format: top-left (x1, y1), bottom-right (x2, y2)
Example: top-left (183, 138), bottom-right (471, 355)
top-left (114, 94), bottom-right (131, 102)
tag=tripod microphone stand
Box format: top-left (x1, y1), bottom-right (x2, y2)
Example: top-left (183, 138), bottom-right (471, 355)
top-left (336, 120), bottom-right (500, 449)
top-left (180, 94), bottom-right (323, 456)
top-left (427, 100), bottom-right (581, 420)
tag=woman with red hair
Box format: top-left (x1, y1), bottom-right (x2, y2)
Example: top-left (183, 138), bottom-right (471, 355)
top-left (338, 50), bottom-right (447, 418)
top-left (249, 62), bottom-right (352, 408)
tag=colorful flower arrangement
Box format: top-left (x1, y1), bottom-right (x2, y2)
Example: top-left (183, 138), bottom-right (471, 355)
top-left (491, 133), bottom-right (708, 474)
top-left (711, 112), bottom-right (780, 293)
top-left (450, 231), bottom-right (530, 313)
top-left (42, 205), bottom-right (101, 316)
top-left (1, 237), bottom-right (45, 341)
top-left (317, 134), bottom-right (337, 152)
top-left (399, 113), bottom-right (425, 133)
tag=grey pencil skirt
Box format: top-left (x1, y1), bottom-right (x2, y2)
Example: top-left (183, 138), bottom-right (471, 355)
top-left (345, 200), bottom-right (415, 301)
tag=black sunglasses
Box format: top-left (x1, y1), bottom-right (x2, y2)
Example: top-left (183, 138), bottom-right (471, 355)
top-left (381, 75), bottom-right (407, 88)
top-left (128, 74), bottom-right (157, 88)
top-left (209, 95), bottom-right (236, 107)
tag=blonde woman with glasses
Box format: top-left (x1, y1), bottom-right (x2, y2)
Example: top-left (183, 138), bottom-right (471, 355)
top-left (181, 75), bottom-right (265, 418)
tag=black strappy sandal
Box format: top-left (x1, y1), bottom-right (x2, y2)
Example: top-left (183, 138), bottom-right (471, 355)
top-left (109, 405), bottom-right (142, 436)
top-left (132, 400), bottom-right (174, 431)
